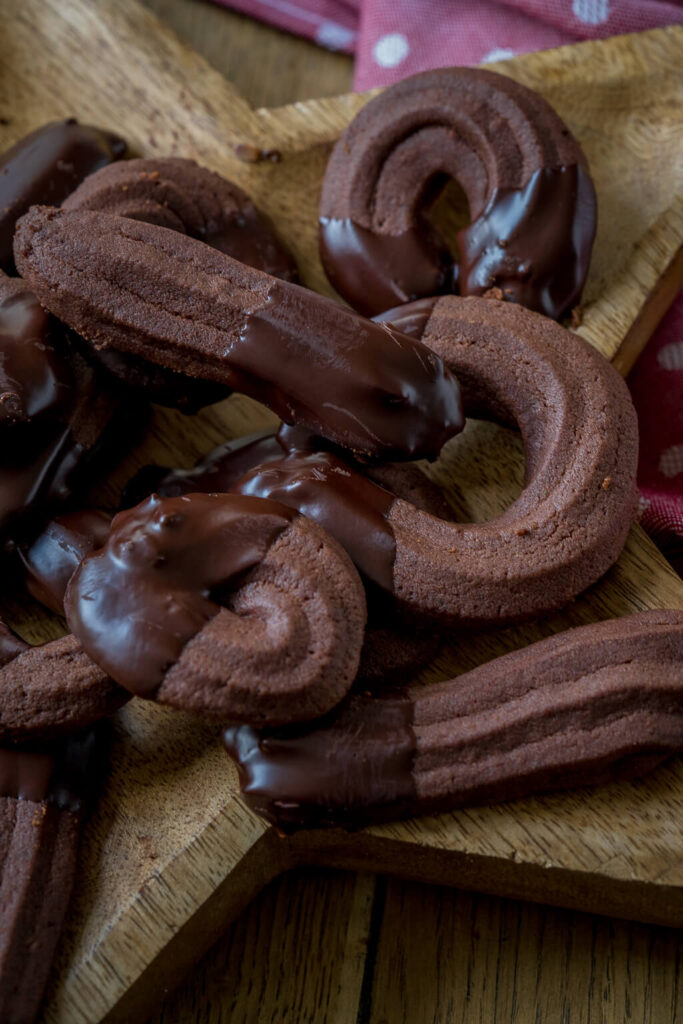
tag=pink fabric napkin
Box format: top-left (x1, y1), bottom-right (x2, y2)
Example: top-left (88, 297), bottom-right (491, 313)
top-left (213, 0), bottom-right (683, 570)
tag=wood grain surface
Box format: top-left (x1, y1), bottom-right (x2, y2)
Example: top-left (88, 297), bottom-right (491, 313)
top-left (0, 1), bottom-right (681, 1021)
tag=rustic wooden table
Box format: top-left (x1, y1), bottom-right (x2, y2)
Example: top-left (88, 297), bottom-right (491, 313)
top-left (131, 2), bottom-right (682, 1021)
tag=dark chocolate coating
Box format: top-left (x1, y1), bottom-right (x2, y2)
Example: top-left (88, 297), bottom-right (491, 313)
top-left (235, 448), bottom-right (395, 590)
top-left (225, 610), bottom-right (683, 830)
top-left (319, 67), bottom-right (596, 320)
top-left (65, 493), bottom-right (296, 697)
top-left (65, 493), bottom-right (367, 725)
top-left (14, 207), bottom-right (464, 461)
top-left (62, 157), bottom-right (300, 412)
top-left (19, 508), bottom-right (112, 615)
top-left (0, 118), bottom-right (126, 274)
top-left (0, 723), bottom-right (106, 812)
top-left (0, 287), bottom-right (70, 425)
top-left (0, 274), bottom-right (141, 552)
top-left (124, 424), bottom-right (454, 593)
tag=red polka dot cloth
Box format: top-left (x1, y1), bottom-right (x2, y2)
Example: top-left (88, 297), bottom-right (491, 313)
top-left (212, 0), bottom-right (683, 574)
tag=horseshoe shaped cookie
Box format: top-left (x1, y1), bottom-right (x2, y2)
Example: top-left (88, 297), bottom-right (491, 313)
top-left (369, 295), bottom-right (637, 625)
top-left (224, 609), bottom-right (683, 830)
top-left (64, 493), bottom-right (367, 726)
top-left (319, 67), bottom-right (597, 319)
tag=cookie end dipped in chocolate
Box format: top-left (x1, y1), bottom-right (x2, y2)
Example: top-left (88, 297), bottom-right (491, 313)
top-left (65, 493), bottom-right (367, 726)
top-left (14, 205), bottom-right (464, 460)
top-left (319, 67), bottom-right (596, 320)
top-left (224, 696), bottom-right (416, 831)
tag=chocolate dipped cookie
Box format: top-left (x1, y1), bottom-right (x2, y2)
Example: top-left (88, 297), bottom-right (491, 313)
top-left (225, 610), bottom-right (683, 830)
top-left (124, 424), bottom-right (450, 685)
top-left (319, 67), bottom-right (596, 319)
top-left (65, 493), bottom-right (367, 725)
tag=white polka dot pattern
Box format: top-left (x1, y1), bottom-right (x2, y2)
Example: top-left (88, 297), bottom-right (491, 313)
top-left (658, 342), bottom-right (683, 372)
top-left (481, 48), bottom-right (516, 64)
top-left (372, 32), bottom-right (410, 68)
top-left (659, 446), bottom-right (683, 479)
top-left (572, 0), bottom-right (610, 25)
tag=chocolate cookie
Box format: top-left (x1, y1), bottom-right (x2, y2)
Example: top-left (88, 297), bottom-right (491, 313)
top-left (0, 615), bottom-right (126, 743)
top-left (62, 157), bottom-right (299, 412)
top-left (63, 157), bottom-right (298, 281)
top-left (124, 425), bottom-right (449, 684)
top-left (319, 67), bottom-right (596, 319)
top-left (13, 207), bottom-right (464, 460)
top-left (224, 609), bottom-right (683, 830)
top-left (0, 118), bottom-right (126, 274)
top-left (65, 493), bottom-right (367, 726)
top-left (0, 724), bottom-right (106, 1023)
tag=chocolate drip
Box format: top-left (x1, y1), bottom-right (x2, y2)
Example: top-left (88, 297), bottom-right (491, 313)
top-left (223, 696), bottom-right (416, 831)
top-left (318, 217), bottom-right (452, 319)
top-left (0, 119), bottom-right (127, 273)
top-left (64, 493), bottom-right (296, 697)
top-left (19, 508), bottom-right (111, 614)
top-left (0, 724), bottom-right (107, 812)
top-left (458, 165), bottom-right (597, 320)
top-left (372, 297), bottom-right (440, 339)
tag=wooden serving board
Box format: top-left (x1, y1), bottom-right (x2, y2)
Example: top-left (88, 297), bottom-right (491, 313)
top-left (1, 3), bottom-right (683, 1021)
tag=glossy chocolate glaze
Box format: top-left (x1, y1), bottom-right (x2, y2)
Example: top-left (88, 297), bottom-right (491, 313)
top-left (122, 431), bottom-right (282, 508)
top-left (0, 290), bottom-right (71, 424)
top-left (322, 166), bottom-right (595, 322)
top-left (236, 449), bottom-right (396, 591)
top-left (318, 217), bottom-right (452, 319)
top-left (0, 119), bottom-right (126, 273)
top-left (223, 695), bottom-right (415, 831)
top-left (0, 276), bottom-right (145, 551)
top-left (64, 493), bottom-right (296, 697)
top-left (0, 724), bottom-right (106, 812)
top-left (227, 279), bottom-right (464, 460)
top-left (458, 166), bottom-right (597, 319)
top-left (372, 297), bottom-right (440, 339)
top-left (125, 425), bottom-right (398, 590)
top-left (19, 508), bottom-right (111, 614)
